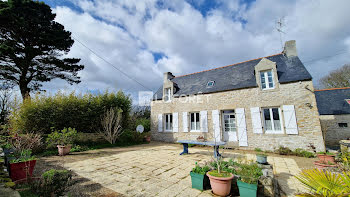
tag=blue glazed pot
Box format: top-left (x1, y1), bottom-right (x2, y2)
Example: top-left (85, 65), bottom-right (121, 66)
top-left (256, 154), bottom-right (267, 164)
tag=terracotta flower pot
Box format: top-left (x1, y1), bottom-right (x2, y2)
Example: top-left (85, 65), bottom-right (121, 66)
top-left (57, 145), bottom-right (72, 156)
top-left (206, 171), bottom-right (234, 196)
top-left (144, 136), bottom-right (151, 143)
top-left (313, 160), bottom-right (337, 169)
top-left (9, 160), bottom-right (36, 181)
top-left (317, 154), bottom-right (335, 164)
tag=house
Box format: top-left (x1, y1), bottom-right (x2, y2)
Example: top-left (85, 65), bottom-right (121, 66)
top-left (315, 87), bottom-right (350, 147)
top-left (150, 40), bottom-right (325, 152)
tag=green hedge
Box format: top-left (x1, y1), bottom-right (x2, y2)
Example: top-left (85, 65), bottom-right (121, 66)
top-left (10, 91), bottom-right (132, 134)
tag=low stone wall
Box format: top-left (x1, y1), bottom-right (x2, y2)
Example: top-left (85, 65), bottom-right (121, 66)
top-left (340, 140), bottom-right (350, 153)
top-left (258, 163), bottom-right (280, 197)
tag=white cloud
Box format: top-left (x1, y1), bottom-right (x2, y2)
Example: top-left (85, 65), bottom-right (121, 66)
top-left (41, 0), bottom-right (350, 100)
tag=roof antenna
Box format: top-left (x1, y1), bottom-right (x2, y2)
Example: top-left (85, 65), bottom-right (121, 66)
top-left (275, 17), bottom-right (285, 50)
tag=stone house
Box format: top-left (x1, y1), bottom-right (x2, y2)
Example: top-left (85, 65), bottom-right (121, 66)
top-left (315, 87), bottom-right (350, 147)
top-left (150, 40), bottom-right (325, 152)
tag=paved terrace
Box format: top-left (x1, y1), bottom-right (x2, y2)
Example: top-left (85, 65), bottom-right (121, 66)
top-left (43, 142), bottom-right (310, 196)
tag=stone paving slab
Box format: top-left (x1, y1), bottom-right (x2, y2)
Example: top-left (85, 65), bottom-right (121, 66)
top-left (64, 144), bottom-right (307, 197)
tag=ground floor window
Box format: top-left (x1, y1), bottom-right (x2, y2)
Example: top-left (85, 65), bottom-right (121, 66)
top-left (222, 110), bottom-right (236, 132)
top-left (190, 112), bottom-right (200, 131)
top-left (263, 107), bottom-right (282, 133)
top-left (165, 113), bottom-right (173, 131)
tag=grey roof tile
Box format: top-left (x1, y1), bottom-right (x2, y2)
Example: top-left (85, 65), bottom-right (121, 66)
top-left (315, 88), bottom-right (350, 115)
top-left (153, 54), bottom-right (312, 100)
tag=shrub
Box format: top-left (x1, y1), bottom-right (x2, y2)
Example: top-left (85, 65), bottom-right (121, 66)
top-left (8, 132), bottom-right (42, 153)
top-left (99, 108), bottom-right (123, 144)
top-left (46, 128), bottom-right (77, 148)
top-left (119, 129), bottom-right (144, 144)
top-left (276, 146), bottom-right (293, 155)
top-left (294, 148), bottom-right (315, 158)
top-left (135, 118), bottom-right (150, 132)
top-left (192, 162), bottom-right (210, 175)
top-left (254, 148), bottom-right (263, 152)
top-left (10, 91), bottom-right (132, 134)
top-left (31, 169), bottom-right (72, 197)
top-left (235, 163), bottom-right (263, 184)
top-left (9, 149), bottom-right (36, 164)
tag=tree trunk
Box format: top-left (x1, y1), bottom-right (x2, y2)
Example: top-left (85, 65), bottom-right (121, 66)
top-left (19, 82), bottom-right (30, 101)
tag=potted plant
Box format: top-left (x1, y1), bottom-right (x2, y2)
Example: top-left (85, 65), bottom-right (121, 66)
top-left (8, 149), bottom-right (37, 181)
top-left (47, 128), bottom-right (77, 156)
top-left (256, 153), bottom-right (267, 164)
top-left (197, 136), bottom-right (205, 142)
top-left (190, 162), bottom-right (210, 191)
top-left (316, 152), bottom-right (335, 163)
top-left (236, 163), bottom-right (262, 197)
top-left (143, 132), bottom-right (151, 143)
top-left (206, 157), bottom-right (234, 196)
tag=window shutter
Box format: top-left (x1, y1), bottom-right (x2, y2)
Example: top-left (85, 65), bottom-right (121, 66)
top-left (173, 112), bottom-right (178, 132)
top-left (158, 114), bottom-right (163, 132)
top-left (283, 105), bottom-right (298, 134)
top-left (182, 112), bottom-right (188, 132)
top-left (236, 108), bottom-right (248, 146)
top-left (250, 107), bottom-right (263, 134)
top-left (200, 111), bottom-right (208, 132)
top-left (212, 110), bottom-right (221, 141)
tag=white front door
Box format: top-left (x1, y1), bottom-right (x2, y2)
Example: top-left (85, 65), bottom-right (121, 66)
top-left (222, 110), bottom-right (238, 142)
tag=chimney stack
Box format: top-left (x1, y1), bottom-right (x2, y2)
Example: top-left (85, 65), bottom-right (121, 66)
top-left (163, 72), bottom-right (174, 83)
top-left (283, 40), bottom-right (297, 57)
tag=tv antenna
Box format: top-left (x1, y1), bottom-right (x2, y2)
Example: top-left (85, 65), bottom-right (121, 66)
top-left (276, 17), bottom-right (285, 50)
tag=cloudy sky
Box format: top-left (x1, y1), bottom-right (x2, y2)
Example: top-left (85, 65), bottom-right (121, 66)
top-left (40, 0), bottom-right (350, 101)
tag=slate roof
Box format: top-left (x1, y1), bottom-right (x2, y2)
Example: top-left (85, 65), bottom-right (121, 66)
top-left (153, 53), bottom-right (312, 100)
top-left (315, 88), bottom-right (350, 115)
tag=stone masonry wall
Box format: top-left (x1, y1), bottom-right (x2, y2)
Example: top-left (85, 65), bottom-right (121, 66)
top-left (151, 80), bottom-right (326, 152)
top-left (320, 114), bottom-right (350, 146)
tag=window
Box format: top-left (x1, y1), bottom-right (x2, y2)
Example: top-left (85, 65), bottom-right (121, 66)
top-left (263, 108), bottom-right (282, 133)
top-left (165, 114), bottom-right (173, 131)
top-left (164, 88), bottom-right (172, 101)
top-left (338, 123), bottom-right (348, 128)
top-left (260, 70), bottom-right (274, 89)
top-left (207, 81), bottom-right (215, 87)
top-left (223, 110), bottom-right (236, 132)
top-left (190, 112), bottom-right (200, 131)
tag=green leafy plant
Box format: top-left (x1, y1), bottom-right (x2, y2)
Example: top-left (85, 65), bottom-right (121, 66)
top-left (317, 151), bottom-right (335, 156)
top-left (295, 169), bottom-right (350, 197)
top-left (192, 162), bottom-right (210, 175)
top-left (276, 146), bottom-right (293, 155)
top-left (256, 153), bottom-right (267, 157)
top-left (254, 148), bottom-right (263, 152)
top-left (70, 145), bottom-right (90, 152)
top-left (46, 128), bottom-right (77, 147)
top-left (294, 148), bottom-right (315, 158)
top-left (9, 149), bottom-right (36, 164)
top-left (235, 163), bottom-right (263, 184)
top-left (31, 169), bottom-right (72, 197)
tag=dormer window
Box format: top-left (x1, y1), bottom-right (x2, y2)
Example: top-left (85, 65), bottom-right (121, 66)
top-left (260, 70), bottom-right (274, 90)
top-left (207, 81), bottom-right (215, 87)
top-left (164, 88), bottom-right (172, 102)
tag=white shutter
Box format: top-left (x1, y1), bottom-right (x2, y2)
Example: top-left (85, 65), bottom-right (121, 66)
top-left (236, 108), bottom-right (248, 146)
top-left (212, 110), bottom-right (221, 141)
top-left (283, 105), bottom-right (298, 134)
top-left (158, 114), bottom-right (163, 132)
top-left (182, 112), bottom-right (188, 132)
top-left (200, 111), bottom-right (208, 132)
top-left (250, 107), bottom-right (263, 134)
top-left (173, 112), bottom-right (178, 132)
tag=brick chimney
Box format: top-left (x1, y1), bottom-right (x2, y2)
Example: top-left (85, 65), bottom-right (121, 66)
top-left (163, 72), bottom-right (174, 83)
top-left (283, 40), bottom-right (297, 57)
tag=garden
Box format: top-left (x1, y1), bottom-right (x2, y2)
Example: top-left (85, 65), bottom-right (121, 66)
top-left (0, 91), bottom-right (151, 196)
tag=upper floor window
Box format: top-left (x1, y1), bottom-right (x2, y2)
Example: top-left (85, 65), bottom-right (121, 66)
top-left (260, 70), bottom-right (274, 89)
top-left (164, 88), bottom-right (172, 101)
top-left (165, 113), bottom-right (173, 131)
top-left (338, 123), bottom-right (348, 128)
top-left (207, 81), bottom-right (215, 87)
top-left (263, 107), bottom-right (282, 134)
top-left (190, 112), bottom-right (200, 131)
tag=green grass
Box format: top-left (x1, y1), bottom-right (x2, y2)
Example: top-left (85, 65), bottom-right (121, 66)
top-left (208, 170), bottom-right (232, 178)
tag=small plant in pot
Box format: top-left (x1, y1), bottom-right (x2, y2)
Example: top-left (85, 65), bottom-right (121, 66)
top-left (8, 149), bottom-right (37, 182)
top-left (236, 163), bottom-right (263, 197)
top-left (206, 158), bottom-right (234, 196)
top-left (316, 152), bottom-right (335, 163)
top-left (190, 162), bottom-right (210, 191)
top-left (47, 128), bottom-right (77, 156)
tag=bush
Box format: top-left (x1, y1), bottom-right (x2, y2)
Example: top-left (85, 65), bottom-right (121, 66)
top-left (294, 148), bottom-right (315, 158)
top-left (135, 118), bottom-right (150, 132)
top-left (10, 91), bottom-right (132, 134)
top-left (31, 169), bottom-right (72, 197)
top-left (254, 148), bottom-right (263, 152)
top-left (119, 129), bottom-right (144, 144)
top-left (46, 128), bottom-right (77, 148)
top-left (192, 162), bottom-right (210, 175)
top-left (276, 146), bottom-right (293, 155)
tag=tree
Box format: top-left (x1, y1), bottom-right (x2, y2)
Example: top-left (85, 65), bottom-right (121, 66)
top-left (0, 0), bottom-right (84, 100)
top-left (0, 83), bottom-right (13, 124)
top-left (99, 108), bottom-right (123, 144)
top-left (320, 64), bottom-right (350, 89)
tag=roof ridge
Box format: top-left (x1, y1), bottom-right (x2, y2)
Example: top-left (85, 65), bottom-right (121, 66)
top-left (315, 87), bottom-right (350, 92)
top-left (174, 53), bottom-right (283, 79)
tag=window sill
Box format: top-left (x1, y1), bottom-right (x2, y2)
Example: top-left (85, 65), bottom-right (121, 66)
top-left (164, 130), bottom-right (173, 132)
top-left (265, 130), bottom-right (284, 134)
top-left (190, 130), bottom-right (201, 132)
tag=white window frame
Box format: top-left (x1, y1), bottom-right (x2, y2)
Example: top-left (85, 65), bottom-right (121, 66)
top-left (260, 70), bottom-right (275, 90)
top-left (263, 107), bottom-right (283, 134)
top-left (164, 88), bottom-right (172, 102)
top-left (207, 81), bottom-right (215, 87)
top-left (222, 110), bottom-right (237, 133)
top-left (164, 113), bottom-right (173, 132)
top-left (190, 112), bottom-right (200, 132)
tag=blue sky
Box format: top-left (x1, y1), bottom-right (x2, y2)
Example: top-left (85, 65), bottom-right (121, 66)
top-left (37, 0), bottom-right (350, 101)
